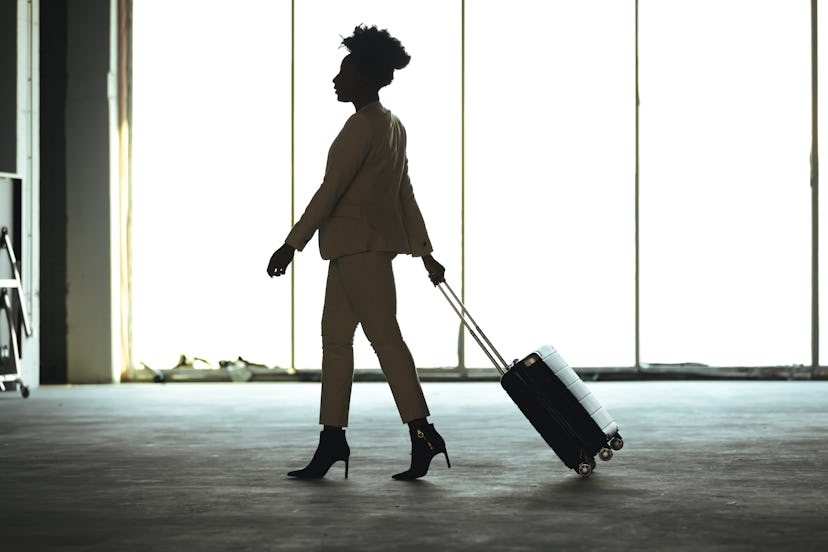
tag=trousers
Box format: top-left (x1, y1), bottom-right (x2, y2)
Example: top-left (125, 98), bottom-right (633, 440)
top-left (319, 251), bottom-right (430, 427)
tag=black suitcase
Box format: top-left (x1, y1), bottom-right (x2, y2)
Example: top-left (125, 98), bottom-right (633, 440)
top-left (438, 282), bottom-right (624, 477)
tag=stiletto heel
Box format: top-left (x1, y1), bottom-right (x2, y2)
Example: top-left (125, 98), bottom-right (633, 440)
top-left (288, 428), bottom-right (350, 479)
top-left (392, 424), bottom-right (450, 480)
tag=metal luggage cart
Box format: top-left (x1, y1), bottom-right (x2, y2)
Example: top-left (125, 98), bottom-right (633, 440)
top-left (1, 227), bottom-right (32, 398)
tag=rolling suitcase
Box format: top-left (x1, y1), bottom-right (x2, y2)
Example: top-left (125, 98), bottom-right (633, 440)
top-left (437, 282), bottom-right (624, 477)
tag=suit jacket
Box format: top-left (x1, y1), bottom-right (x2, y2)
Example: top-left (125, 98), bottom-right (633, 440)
top-left (285, 102), bottom-right (433, 260)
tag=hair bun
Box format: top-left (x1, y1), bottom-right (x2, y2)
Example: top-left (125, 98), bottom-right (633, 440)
top-left (342, 25), bottom-right (410, 87)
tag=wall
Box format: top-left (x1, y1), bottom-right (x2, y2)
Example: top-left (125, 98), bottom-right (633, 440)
top-left (0, 0), bottom-right (16, 172)
top-left (39, 0), bottom-right (67, 383)
top-left (37, 0), bottom-right (121, 384)
top-left (64, 0), bottom-right (117, 383)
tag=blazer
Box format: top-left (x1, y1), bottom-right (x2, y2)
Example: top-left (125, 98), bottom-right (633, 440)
top-left (285, 102), bottom-right (433, 260)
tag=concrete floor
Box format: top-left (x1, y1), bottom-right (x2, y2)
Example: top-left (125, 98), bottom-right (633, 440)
top-left (0, 381), bottom-right (826, 551)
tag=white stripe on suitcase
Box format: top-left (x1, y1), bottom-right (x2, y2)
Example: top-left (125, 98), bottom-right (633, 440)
top-left (534, 345), bottom-right (619, 438)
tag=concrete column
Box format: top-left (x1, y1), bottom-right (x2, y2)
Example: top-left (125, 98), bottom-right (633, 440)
top-left (39, 0), bottom-right (67, 383)
top-left (65, 0), bottom-right (118, 383)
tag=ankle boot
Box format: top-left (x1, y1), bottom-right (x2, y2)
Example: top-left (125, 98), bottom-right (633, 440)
top-left (392, 423), bottom-right (451, 480)
top-left (287, 428), bottom-right (350, 479)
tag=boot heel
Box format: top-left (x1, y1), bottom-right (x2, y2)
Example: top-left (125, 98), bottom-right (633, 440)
top-left (392, 423), bottom-right (450, 480)
top-left (287, 428), bottom-right (350, 480)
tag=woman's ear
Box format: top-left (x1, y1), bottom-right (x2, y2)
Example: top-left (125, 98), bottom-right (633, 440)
top-left (358, 75), bottom-right (381, 95)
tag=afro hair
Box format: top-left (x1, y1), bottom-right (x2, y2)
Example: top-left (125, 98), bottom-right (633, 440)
top-left (341, 25), bottom-right (410, 88)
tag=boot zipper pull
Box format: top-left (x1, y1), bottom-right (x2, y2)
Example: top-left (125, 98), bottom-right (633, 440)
top-left (416, 429), bottom-right (435, 450)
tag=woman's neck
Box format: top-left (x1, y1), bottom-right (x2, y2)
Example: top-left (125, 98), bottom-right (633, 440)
top-left (352, 93), bottom-right (379, 112)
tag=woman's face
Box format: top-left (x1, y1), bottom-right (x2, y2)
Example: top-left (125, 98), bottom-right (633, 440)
top-left (332, 55), bottom-right (366, 103)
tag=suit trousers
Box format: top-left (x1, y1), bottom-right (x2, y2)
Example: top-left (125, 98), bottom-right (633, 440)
top-left (319, 251), bottom-right (430, 427)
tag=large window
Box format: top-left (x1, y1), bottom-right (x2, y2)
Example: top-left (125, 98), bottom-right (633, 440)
top-left (292, 0), bottom-right (462, 369)
top-left (639, 0), bottom-right (810, 366)
top-left (132, 0), bottom-right (292, 369)
top-left (465, 1), bottom-right (635, 368)
top-left (132, 1), bottom-right (818, 372)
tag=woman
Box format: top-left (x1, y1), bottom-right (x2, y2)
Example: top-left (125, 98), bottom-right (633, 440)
top-left (267, 25), bottom-right (449, 481)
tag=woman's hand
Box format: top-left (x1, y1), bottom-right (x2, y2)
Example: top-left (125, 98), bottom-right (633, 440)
top-left (267, 244), bottom-right (296, 277)
top-left (422, 254), bottom-right (446, 286)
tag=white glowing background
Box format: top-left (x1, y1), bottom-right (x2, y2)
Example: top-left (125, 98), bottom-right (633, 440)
top-left (132, 0), bottom-right (813, 370)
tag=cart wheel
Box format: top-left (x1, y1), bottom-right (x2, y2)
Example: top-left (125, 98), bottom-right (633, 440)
top-left (21, 385), bottom-right (30, 399)
top-left (599, 447), bottom-right (613, 461)
top-left (577, 462), bottom-right (593, 477)
top-left (610, 436), bottom-right (624, 451)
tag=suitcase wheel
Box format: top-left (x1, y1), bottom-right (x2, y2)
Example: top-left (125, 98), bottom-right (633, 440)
top-left (20, 385), bottom-right (29, 399)
top-left (599, 447), bottom-right (613, 461)
top-left (610, 435), bottom-right (624, 451)
top-left (577, 456), bottom-right (596, 477)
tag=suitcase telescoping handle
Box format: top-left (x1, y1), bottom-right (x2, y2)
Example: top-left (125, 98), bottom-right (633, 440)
top-left (437, 281), bottom-right (510, 375)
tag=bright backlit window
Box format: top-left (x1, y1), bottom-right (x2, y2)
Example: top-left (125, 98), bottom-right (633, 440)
top-left (131, 1), bottom-right (816, 371)
top-left (132, 0), bottom-right (292, 368)
top-left (639, 0), bottom-right (810, 366)
top-left (465, 1), bottom-right (635, 368)
top-left (291, 0), bottom-right (462, 370)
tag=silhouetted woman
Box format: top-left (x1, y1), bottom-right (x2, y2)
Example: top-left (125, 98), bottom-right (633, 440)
top-left (267, 25), bottom-right (449, 480)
